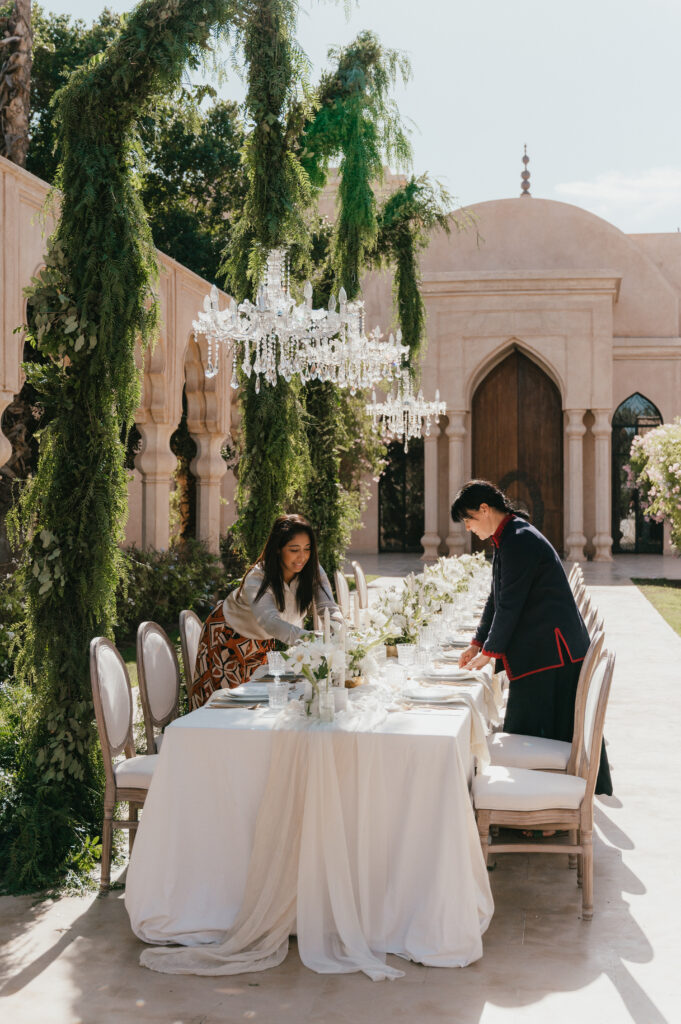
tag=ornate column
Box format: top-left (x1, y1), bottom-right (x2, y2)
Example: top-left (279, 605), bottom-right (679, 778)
top-left (0, 392), bottom-right (14, 469)
top-left (565, 409), bottom-right (587, 562)
top-left (420, 430), bottom-right (440, 561)
top-left (135, 421), bottom-right (176, 550)
top-left (592, 409), bottom-right (613, 561)
top-left (445, 411), bottom-right (467, 555)
top-left (191, 434), bottom-right (228, 555)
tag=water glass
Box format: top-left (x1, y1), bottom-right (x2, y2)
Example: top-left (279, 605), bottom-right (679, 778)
top-left (319, 688), bottom-right (335, 723)
top-left (383, 662), bottom-right (406, 692)
top-left (267, 650), bottom-right (285, 680)
top-left (268, 679), bottom-right (289, 710)
top-left (397, 643), bottom-right (417, 667)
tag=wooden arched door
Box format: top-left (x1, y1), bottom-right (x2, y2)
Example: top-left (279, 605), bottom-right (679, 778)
top-left (472, 349), bottom-right (563, 553)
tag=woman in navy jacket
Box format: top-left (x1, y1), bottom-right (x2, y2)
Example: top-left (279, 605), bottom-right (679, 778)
top-left (451, 480), bottom-right (612, 796)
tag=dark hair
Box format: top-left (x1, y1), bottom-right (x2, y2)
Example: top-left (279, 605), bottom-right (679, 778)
top-left (450, 479), bottom-right (530, 524)
top-left (238, 514), bottom-right (325, 615)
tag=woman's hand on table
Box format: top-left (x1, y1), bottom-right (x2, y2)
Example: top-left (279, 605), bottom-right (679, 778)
top-left (458, 644), bottom-right (480, 668)
top-left (459, 645), bottom-right (493, 671)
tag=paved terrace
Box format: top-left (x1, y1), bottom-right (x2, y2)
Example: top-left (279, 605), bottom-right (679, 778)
top-left (1, 554), bottom-right (680, 1023)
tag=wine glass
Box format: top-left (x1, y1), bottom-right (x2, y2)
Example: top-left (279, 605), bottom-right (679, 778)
top-left (267, 650), bottom-right (285, 681)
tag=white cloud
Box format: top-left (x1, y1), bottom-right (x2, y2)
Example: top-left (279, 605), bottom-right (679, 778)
top-left (554, 168), bottom-right (681, 231)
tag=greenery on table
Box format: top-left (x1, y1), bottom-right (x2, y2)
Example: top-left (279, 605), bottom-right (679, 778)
top-left (632, 578), bottom-right (681, 638)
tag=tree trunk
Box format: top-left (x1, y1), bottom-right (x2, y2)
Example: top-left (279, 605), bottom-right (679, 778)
top-left (0, 0), bottom-right (32, 167)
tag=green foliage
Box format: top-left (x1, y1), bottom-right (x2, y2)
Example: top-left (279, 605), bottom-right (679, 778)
top-left (28, 5), bottom-right (248, 284)
top-left (222, 0), bottom-right (312, 296)
top-left (234, 376), bottom-right (310, 561)
top-left (374, 174), bottom-right (454, 361)
top-left (223, 0), bottom-right (314, 562)
top-left (138, 90), bottom-right (248, 282)
top-left (302, 30), bottom-right (412, 302)
top-left (2, 0), bottom-right (247, 892)
top-left (27, 4), bottom-right (123, 185)
top-left (115, 541), bottom-right (230, 643)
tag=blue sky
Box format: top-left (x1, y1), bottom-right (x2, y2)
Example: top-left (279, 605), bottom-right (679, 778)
top-left (43, 0), bottom-right (681, 233)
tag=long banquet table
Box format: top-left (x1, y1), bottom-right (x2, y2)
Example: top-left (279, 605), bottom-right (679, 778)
top-left (125, 688), bottom-right (494, 980)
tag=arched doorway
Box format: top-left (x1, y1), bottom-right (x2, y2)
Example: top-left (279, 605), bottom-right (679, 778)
top-left (472, 348), bottom-right (563, 552)
top-left (611, 393), bottom-right (663, 554)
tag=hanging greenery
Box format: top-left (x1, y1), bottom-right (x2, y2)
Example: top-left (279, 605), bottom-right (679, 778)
top-left (374, 173), bottom-right (457, 362)
top-left (221, 0), bottom-right (314, 563)
top-left (296, 33), bottom-right (413, 578)
top-left (0, 0), bottom-right (251, 892)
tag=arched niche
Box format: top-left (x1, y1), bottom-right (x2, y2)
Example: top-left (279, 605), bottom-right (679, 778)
top-left (611, 393), bottom-right (663, 554)
top-left (472, 347), bottom-right (564, 552)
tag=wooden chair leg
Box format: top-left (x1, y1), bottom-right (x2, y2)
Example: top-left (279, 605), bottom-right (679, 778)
top-left (581, 830), bottom-right (594, 920)
top-left (568, 828), bottom-right (578, 869)
top-left (128, 802), bottom-right (139, 855)
top-left (100, 808), bottom-right (113, 891)
top-left (476, 810), bottom-right (491, 867)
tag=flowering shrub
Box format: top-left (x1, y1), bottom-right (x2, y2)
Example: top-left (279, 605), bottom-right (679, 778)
top-left (629, 420), bottom-right (681, 550)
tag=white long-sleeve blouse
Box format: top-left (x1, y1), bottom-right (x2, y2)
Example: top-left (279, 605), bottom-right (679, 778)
top-left (222, 564), bottom-right (342, 646)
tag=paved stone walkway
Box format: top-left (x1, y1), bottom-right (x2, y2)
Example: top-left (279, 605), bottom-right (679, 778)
top-left (1, 556), bottom-right (679, 1023)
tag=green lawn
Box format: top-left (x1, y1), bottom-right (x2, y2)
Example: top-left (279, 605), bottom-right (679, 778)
top-left (632, 578), bottom-right (681, 638)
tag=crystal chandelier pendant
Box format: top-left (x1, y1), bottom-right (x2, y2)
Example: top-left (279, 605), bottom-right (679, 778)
top-left (192, 249), bottom-right (409, 393)
top-left (366, 370), bottom-right (446, 451)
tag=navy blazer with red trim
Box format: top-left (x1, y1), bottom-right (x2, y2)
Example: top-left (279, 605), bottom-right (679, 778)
top-left (471, 515), bottom-right (589, 681)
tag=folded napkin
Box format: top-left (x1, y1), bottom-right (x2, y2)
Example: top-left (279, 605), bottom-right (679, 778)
top-left (403, 684), bottom-right (489, 768)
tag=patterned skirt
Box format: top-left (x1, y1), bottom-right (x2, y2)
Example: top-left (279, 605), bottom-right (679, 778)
top-left (189, 601), bottom-right (274, 709)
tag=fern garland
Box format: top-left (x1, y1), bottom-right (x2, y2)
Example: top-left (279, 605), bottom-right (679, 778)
top-left (1, 0), bottom-right (247, 892)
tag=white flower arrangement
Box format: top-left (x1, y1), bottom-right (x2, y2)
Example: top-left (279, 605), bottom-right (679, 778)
top-left (370, 552), bottom-right (489, 644)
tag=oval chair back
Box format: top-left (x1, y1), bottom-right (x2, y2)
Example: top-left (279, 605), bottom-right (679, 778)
top-left (334, 569), bottom-right (351, 618)
top-left (90, 636), bottom-right (135, 786)
top-left (578, 649), bottom-right (616, 816)
top-left (179, 609), bottom-right (203, 701)
top-left (351, 560), bottom-right (369, 610)
top-left (137, 621), bottom-right (181, 753)
top-left (566, 629), bottom-right (605, 776)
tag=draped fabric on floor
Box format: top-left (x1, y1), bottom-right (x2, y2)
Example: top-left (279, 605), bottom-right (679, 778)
top-left (127, 699), bottom-right (494, 980)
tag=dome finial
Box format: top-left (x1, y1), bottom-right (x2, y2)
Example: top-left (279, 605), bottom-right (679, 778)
top-left (520, 144), bottom-right (531, 197)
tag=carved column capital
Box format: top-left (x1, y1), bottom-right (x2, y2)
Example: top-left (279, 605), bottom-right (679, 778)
top-left (565, 409), bottom-right (587, 437)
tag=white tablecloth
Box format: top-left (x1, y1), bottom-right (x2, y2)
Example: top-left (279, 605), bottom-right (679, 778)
top-left (125, 699), bottom-right (494, 979)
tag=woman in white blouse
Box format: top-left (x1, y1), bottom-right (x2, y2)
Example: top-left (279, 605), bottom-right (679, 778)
top-left (189, 514), bottom-right (341, 707)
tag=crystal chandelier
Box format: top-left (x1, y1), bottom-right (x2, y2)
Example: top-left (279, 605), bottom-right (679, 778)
top-left (366, 370), bottom-right (446, 452)
top-left (192, 249), bottom-right (408, 392)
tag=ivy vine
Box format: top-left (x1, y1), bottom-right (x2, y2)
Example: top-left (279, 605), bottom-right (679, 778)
top-left (1, 0), bottom-right (247, 891)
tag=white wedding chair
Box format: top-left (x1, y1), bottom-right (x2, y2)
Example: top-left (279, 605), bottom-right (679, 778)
top-left (578, 592), bottom-right (592, 618)
top-left (568, 563), bottom-right (583, 591)
top-left (351, 560), bottom-right (369, 610)
top-left (334, 569), bottom-right (351, 618)
top-left (585, 604), bottom-right (603, 637)
top-left (488, 630), bottom-right (605, 774)
top-left (179, 609), bottom-right (202, 700)
top-left (89, 636), bottom-right (158, 890)
top-left (474, 648), bottom-right (615, 920)
top-left (137, 621), bottom-right (181, 754)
